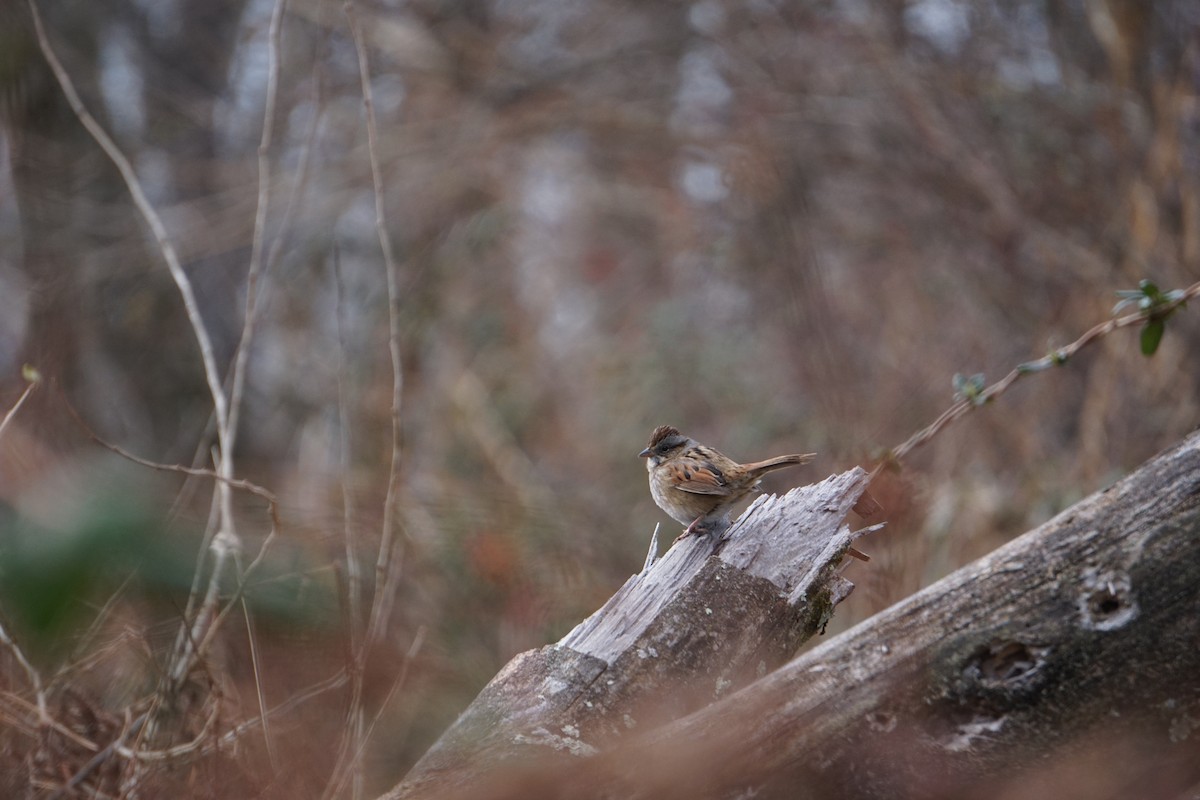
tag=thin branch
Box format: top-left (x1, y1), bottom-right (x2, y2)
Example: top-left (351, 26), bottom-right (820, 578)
top-left (327, 6), bottom-right (409, 796)
top-left (0, 693), bottom-right (99, 752)
top-left (216, 668), bottom-right (349, 750)
top-left (0, 619), bottom-right (48, 724)
top-left (181, 0), bottom-right (289, 694)
top-left (26, 0), bottom-right (244, 703)
top-left (115, 700), bottom-right (222, 762)
top-left (25, 0), bottom-right (232, 464)
top-left (61, 394), bottom-right (279, 514)
top-left (64, 393), bottom-right (285, 710)
top-left (879, 279), bottom-right (1200, 474)
top-left (166, 2), bottom-right (324, 663)
top-left (333, 245), bottom-right (364, 653)
top-left (361, 624), bottom-right (426, 748)
top-left (227, 0), bottom-right (288, 448)
top-left (343, 0), bottom-right (408, 651)
top-left (46, 714), bottom-right (147, 800)
top-left (0, 371), bottom-right (39, 442)
top-left (325, 626), bottom-right (426, 800)
top-left (199, 518), bottom-right (281, 670)
top-left (322, 244), bottom-right (368, 800)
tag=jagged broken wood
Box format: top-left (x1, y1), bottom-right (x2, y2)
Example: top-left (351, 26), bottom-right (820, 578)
top-left (385, 467), bottom-right (879, 799)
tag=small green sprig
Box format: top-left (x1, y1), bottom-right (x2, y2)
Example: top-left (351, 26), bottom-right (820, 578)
top-left (952, 373), bottom-right (987, 406)
top-left (1113, 279), bottom-right (1187, 356)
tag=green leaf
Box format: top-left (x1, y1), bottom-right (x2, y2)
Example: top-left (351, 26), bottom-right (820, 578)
top-left (1141, 319), bottom-right (1165, 356)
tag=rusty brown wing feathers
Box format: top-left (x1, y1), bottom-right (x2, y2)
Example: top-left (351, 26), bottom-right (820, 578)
top-left (664, 456), bottom-right (739, 496)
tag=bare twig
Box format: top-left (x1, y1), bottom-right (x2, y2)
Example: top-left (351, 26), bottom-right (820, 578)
top-left (326, 4), bottom-right (408, 797)
top-left (0, 693), bottom-right (99, 752)
top-left (343, 0), bottom-right (408, 651)
top-left (61, 395), bottom-right (279, 514)
top-left (226, 0), bottom-right (288, 449)
top-left (218, 3), bottom-right (287, 770)
top-left (216, 668), bottom-right (350, 750)
top-left (199, 500), bottom-right (282, 662)
top-left (64, 393), bottom-right (285, 707)
top-left (25, 0), bottom-right (233, 472)
top-left (0, 369), bottom-right (39, 442)
top-left (879, 279), bottom-right (1200, 475)
top-left (333, 245), bottom-right (364, 653)
top-left (362, 625), bottom-right (426, 753)
top-left (0, 619), bottom-right (48, 724)
top-left (46, 713), bottom-right (147, 800)
top-left (325, 627), bottom-right (426, 800)
top-left (26, 0), bottom-right (244, 703)
top-left (322, 244), bottom-right (369, 800)
top-left (114, 699), bottom-right (222, 762)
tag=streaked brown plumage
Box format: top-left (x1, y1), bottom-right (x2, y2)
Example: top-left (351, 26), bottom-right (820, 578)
top-left (638, 425), bottom-right (815, 538)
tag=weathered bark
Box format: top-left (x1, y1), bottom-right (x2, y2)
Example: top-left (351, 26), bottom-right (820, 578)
top-left (385, 467), bottom-right (879, 799)
top-left (386, 429), bottom-right (1200, 800)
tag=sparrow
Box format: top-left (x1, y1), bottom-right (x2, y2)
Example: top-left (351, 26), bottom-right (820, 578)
top-left (639, 425), bottom-right (816, 538)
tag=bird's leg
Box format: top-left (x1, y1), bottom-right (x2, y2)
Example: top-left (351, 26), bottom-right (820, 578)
top-left (672, 515), bottom-right (710, 544)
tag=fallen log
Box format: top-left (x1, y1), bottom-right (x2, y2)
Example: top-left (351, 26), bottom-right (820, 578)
top-left (385, 467), bottom-right (878, 799)
top-left (386, 429), bottom-right (1200, 799)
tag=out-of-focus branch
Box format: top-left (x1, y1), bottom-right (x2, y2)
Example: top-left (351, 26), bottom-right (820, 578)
top-left (227, 0), bottom-right (288, 451)
top-left (326, 2), bottom-right (411, 797)
top-left (25, 0), bottom-right (233, 471)
top-left (880, 278), bottom-right (1200, 473)
top-left (0, 368), bottom-right (39, 443)
top-left (0, 619), bottom-right (48, 724)
top-left (62, 394), bottom-right (279, 514)
top-left (225, 0), bottom-right (287, 767)
top-left (343, 0), bottom-right (409, 653)
top-left (25, 0), bottom-right (242, 699)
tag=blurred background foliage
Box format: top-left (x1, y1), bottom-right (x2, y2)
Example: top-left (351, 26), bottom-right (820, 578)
top-left (0, 0), bottom-right (1198, 795)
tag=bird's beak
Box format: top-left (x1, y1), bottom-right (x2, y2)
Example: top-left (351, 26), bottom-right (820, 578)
top-left (638, 447), bottom-right (651, 458)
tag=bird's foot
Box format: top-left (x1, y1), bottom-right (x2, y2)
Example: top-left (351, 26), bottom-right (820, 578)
top-left (672, 516), bottom-right (719, 544)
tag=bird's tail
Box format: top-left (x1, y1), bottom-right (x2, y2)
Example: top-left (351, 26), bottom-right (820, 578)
top-left (743, 452), bottom-right (816, 474)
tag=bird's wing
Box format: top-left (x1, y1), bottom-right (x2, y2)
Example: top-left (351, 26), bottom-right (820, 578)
top-left (665, 456), bottom-right (739, 496)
